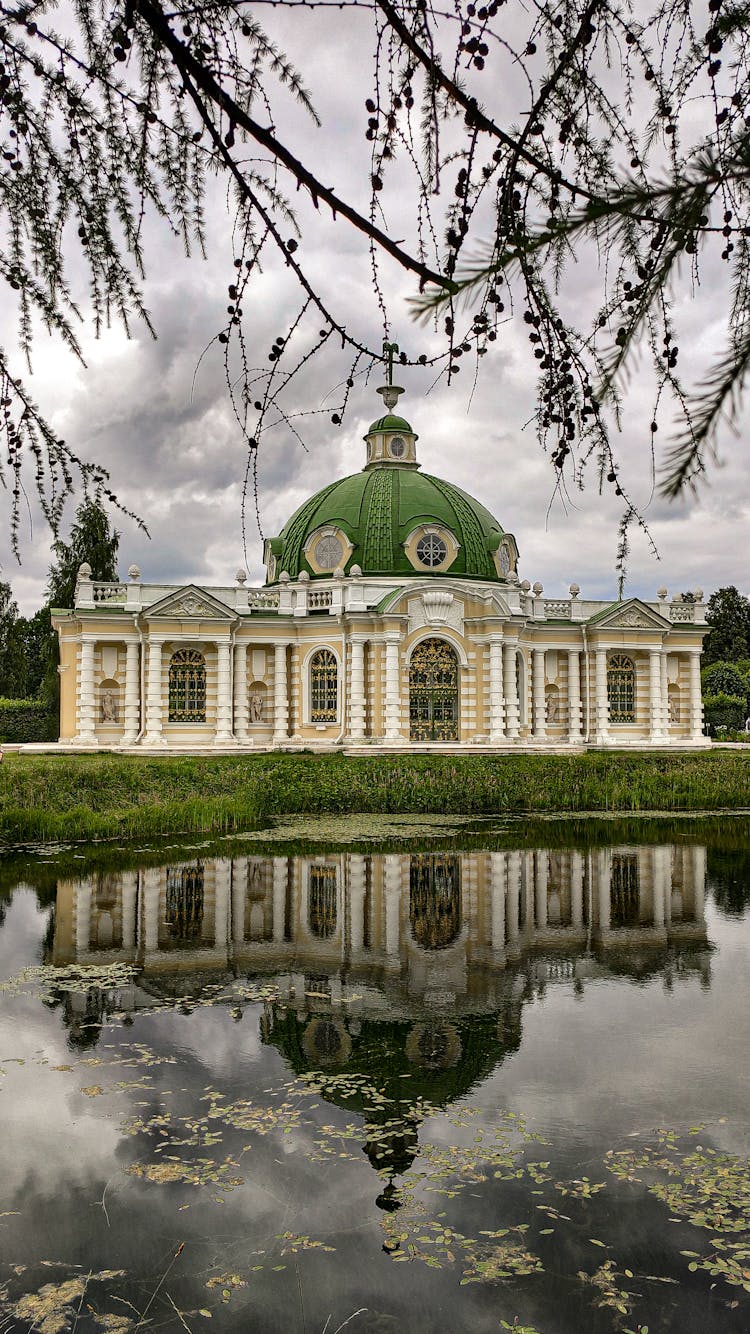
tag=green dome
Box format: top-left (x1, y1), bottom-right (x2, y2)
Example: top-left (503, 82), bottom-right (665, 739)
top-left (270, 466), bottom-right (514, 582)
top-left (367, 413), bottom-right (414, 434)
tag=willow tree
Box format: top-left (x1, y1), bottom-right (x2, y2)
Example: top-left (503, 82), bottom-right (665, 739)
top-left (0, 0), bottom-right (747, 560)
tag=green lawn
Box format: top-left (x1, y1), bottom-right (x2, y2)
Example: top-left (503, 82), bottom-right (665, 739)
top-left (1, 750), bottom-right (749, 843)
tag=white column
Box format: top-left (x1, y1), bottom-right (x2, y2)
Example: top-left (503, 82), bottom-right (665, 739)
top-left (349, 636), bottom-right (367, 741)
top-left (489, 637), bottom-right (505, 743)
top-left (503, 642), bottom-right (520, 739)
top-left (691, 846), bottom-right (706, 921)
top-left (232, 859), bottom-right (247, 945)
top-left (567, 650), bottom-right (582, 743)
top-left (234, 643), bottom-right (249, 744)
top-left (349, 855), bottom-right (366, 953)
top-left (213, 859), bottom-right (231, 950)
top-left (272, 857), bottom-right (287, 942)
top-left (143, 637), bottom-right (166, 746)
top-left (523, 852), bottom-right (535, 933)
top-left (489, 852), bottom-right (506, 951)
top-left (273, 643), bottom-right (289, 744)
top-left (532, 649), bottom-right (547, 740)
top-left (384, 634), bottom-right (402, 741)
top-left (535, 850), bottom-right (548, 929)
top-left (75, 878), bottom-right (92, 955)
top-left (649, 649), bottom-right (664, 741)
top-left (688, 651), bottom-right (704, 740)
top-left (214, 640), bottom-right (234, 743)
top-left (570, 850), bottom-right (584, 929)
top-left (122, 640), bottom-right (140, 745)
top-left (74, 637), bottom-right (98, 744)
top-left (506, 852), bottom-right (521, 945)
top-left (660, 652), bottom-right (669, 737)
top-left (597, 851), bottom-right (611, 933)
top-left (384, 855), bottom-right (401, 959)
top-left (121, 870), bottom-right (138, 953)
top-left (594, 649), bottom-right (609, 742)
top-left (652, 846), bottom-right (668, 928)
top-left (143, 867), bottom-right (161, 954)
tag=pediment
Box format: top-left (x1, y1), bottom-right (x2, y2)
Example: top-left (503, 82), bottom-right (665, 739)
top-left (587, 598), bottom-right (670, 632)
top-left (144, 585), bottom-right (236, 621)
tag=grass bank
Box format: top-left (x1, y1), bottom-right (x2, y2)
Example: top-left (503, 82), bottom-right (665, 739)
top-left (1, 750), bottom-right (750, 844)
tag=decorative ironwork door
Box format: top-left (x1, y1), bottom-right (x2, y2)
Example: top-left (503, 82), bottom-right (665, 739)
top-left (409, 638), bottom-right (459, 741)
top-left (409, 853), bottom-right (461, 949)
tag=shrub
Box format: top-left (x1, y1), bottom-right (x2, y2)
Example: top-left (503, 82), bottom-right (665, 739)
top-left (702, 692), bottom-right (747, 734)
top-left (0, 698), bottom-right (57, 743)
top-left (702, 661), bottom-right (750, 706)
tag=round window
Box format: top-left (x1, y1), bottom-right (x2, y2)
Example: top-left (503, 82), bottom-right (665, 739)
top-left (390, 436), bottom-right (406, 458)
top-left (315, 534), bottom-right (344, 569)
top-left (498, 544), bottom-right (511, 575)
top-left (416, 533), bottom-right (448, 567)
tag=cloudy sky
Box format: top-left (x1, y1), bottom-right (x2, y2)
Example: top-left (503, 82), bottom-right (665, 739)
top-left (1, 3), bottom-right (747, 615)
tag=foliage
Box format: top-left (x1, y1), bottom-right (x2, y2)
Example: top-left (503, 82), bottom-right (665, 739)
top-left (2, 0), bottom-right (750, 559)
top-left (702, 692), bottom-right (746, 734)
top-left (0, 581), bottom-right (26, 697)
top-left (0, 697), bottom-right (57, 743)
top-left (704, 588), bottom-right (750, 666)
top-left (702, 661), bottom-right (750, 705)
top-left (3, 751), bottom-right (750, 842)
top-left (47, 499), bottom-right (121, 610)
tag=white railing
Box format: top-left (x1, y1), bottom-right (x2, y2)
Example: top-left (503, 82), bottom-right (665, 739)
top-left (544, 600), bottom-right (572, 619)
top-left (249, 590), bottom-right (280, 609)
top-left (669, 602), bottom-right (695, 623)
top-left (309, 590), bottom-right (333, 610)
top-left (92, 583), bottom-right (127, 604)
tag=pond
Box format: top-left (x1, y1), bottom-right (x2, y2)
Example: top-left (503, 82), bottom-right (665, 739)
top-left (1, 816), bottom-right (750, 1334)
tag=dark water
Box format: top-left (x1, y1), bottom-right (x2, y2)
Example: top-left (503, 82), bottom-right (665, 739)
top-left (1, 819), bottom-right (750, 1334)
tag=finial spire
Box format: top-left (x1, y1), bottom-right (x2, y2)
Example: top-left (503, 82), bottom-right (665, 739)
top-left (378, 339), bottom-right (405, 412)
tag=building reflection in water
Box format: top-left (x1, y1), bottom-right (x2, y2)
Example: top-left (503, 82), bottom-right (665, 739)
top-left (50, 843), bottom-right (710, 1026)
top-left (48, 844), bottom-right (712, 1198)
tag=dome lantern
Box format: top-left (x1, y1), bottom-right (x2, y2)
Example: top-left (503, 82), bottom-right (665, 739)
top-left (364, 340), bottom-right (419, 470)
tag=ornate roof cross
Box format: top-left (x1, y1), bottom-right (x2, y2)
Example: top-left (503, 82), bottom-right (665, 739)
top-left (377, 339), bottom-right (405, 412)
top-left (383, 340), bottom-right (399, 386)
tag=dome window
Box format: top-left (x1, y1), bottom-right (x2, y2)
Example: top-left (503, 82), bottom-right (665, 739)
top-left (416, 533), bottom-right (448, 567)
top-left (304, 526), bottom-right (354, 576)
top-left (315, 533), bottom-right (344, 569)
top-left (389, 435), bottom-right (406, 458)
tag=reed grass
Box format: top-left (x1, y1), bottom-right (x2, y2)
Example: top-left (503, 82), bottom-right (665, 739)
top-left (1, 751), bottom-right (749, 844)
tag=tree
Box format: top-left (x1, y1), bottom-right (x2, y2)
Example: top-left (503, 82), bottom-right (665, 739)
top-left (703, 587), bottom-right (750, 666)
top-left (47, 500), bottom-right (121, 612)
top-left (0, 582), bottom-right (27, 696)
top-left (1, 0), bottom-right (750, 563)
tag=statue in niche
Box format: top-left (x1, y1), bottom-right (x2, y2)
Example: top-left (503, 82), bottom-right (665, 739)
top-left (668, 694), bottom-right (681, 723)
top-left (546, 691), bottom-right (559, 724)
top-left (100, 689), bottom-right (119, 722)
top-left (250, 693), bottom-right (264, 724)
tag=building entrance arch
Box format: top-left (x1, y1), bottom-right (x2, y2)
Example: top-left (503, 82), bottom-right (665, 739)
top-left (409, 637), bottom-right (460, 741)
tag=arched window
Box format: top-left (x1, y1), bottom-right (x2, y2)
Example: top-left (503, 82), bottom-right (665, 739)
top-left (309, 865), bottom-right (337, 937)
top-left (607, 654), bottom-right (635, 722)
top-left (168, 649), bottom-right (206, 722)
top-left (310, 649), bottom-right (338, 722)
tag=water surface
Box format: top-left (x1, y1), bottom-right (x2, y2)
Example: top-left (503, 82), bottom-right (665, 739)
top-left (1, 818), bottom-right (749, 1333)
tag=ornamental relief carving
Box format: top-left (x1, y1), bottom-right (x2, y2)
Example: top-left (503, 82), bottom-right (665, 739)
top-left (407, 593), bottom-right (464, 634)
top-left (609, 610), bottom-right (653, 628)
top-left (175, 595), bottom-right (213, 617)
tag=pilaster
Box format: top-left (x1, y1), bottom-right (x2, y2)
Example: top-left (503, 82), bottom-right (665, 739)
top-left (143, 637), bottom-right (166, 746)
top-left (122, 639), bottom-right (140, 745)
top-left (502, 642), bottom-right (520, 739)
top-left (488, 636), bottom-right (505, 743)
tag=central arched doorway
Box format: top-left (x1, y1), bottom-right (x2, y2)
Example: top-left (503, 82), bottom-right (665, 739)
top-left (409, 637), bottom-right (459, 741)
